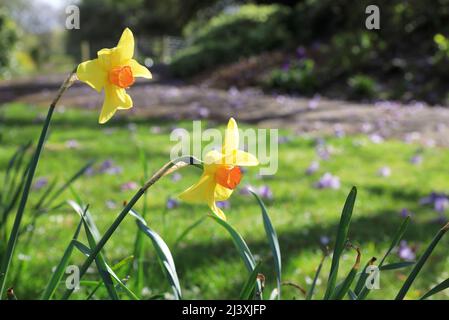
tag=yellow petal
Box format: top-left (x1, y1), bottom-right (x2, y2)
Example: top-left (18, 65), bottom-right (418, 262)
top-left (97, 48), bottom-right (120, 70)
top-left (222, 118), bottom-right (239, 156)
top-left (223, 150), bottom-right (259, 167)
top-left (208, 200), bottom-right (227, 221)
top-left (99, 84), bottom-right (133, 124)
top-left (76, 59), bottom-right (106, 92)
top-left (214, 184), bottom-right (233, 201)
top-left (116, 28), bottom-right (134, 63)
top-left (203, 150), bottom-right (224, 166)
top-left (129, 59), bottom-right (152, 79)
top-left (179, 173), bottom-right (215, 203)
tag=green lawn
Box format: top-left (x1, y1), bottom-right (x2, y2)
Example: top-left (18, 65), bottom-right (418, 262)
top-left (1, 102), bottom-right (449, 299)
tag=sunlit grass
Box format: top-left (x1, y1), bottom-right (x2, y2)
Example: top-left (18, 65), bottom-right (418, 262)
top-left (1, 102), bottom-right (449, 299)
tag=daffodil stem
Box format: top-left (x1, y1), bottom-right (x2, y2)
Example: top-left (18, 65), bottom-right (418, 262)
top-left (61, 156), bottom-right (201, 300)
top-left (0, 68), bottom-right (77, 299)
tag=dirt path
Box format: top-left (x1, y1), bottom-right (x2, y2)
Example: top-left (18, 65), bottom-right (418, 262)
top-left (2, 76), bottom-right (449, 146)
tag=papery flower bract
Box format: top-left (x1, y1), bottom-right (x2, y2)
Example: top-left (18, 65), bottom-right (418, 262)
top-left (77, 28), bottom-right (152, 124)
top-left (179, 118), bottom-right (259, 220)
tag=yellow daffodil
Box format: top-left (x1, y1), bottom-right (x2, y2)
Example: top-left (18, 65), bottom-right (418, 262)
top-left (179, 118), bottom-right (259, 220)
top-left (77, 28), bottom-right (152, 124)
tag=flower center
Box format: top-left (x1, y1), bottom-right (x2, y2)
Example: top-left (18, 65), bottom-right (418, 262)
top-left (108, 66), bottom-right (135, 88)
top-left (215, 166), bottom-right (242, 189)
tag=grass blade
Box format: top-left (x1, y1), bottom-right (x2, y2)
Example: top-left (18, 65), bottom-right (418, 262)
top-left (306, 253), bottom-right (327, 300)
top-left (210, 215), bottom-right (263, 298)
top-left (0, 68), bottom-right (76, 298)
top-left (380, 261), bottom-right (415, 271)
top-left (136, 219), bottom-right (182, 299)
top-left (396, 222), bottom-right (449, 300)
top-left (324, 186), bottom-right (357, 300)
top-left (420, 278), bottom-right (449, 300)
top-left (353, 257), bottom-right (376, 297)
top-left (332, 246), bottom-right (361, 300)
top-left (69, 201), bottom-right (119, 300)
top-left (40, 218), bottom-right (83, 300)
top-left (61, 156), bottom-right (200, 300)
top-left (173, 216), bottom-right (206, 250)
top-left (250, 190), bottom-right (281, 300)
top-left (239, 262), bottom-right (262, 300)
top-left (357, 216), bottom-right (410, 299)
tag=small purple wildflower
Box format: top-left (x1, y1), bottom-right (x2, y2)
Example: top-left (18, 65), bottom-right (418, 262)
top-left (120, 181), bottom-right (139, 192)
top-left (239, 184), bottom-right (254, 195)
top-left (397, 240), bottom-right (416, 261)
top-left (320, 236), bottom-right (330, 246)
top-left (315, 173), bottom-right (340, 190)
top-left (400, 208), bottom-right (412, 218)
top-left (33, 177), bottom-right (48, 191)
top-left (65, 139), bottom-right (80, 149)
top-left (306, 161), bottom-right (320, 175)
top-left (296, 46), bottom-right (306, 60)
top-left (434, 197), bottom-right (449, 213)
top-left (99, 160), bottom-right (122, 175)
top-left (166, 197), bottom-right (179, 209)
top-left (369, 134), bottom-right (384, 144)
top-left (258, 185), bottom-right (274, 200)
top-left (377, 166), bottom-right (391, 177)
top-left (105, 200), bottom-right (117, 210)
top-left (308, 95), bottom-right (321, 109)
top-left (171, 172), bottom-right (182, 182)
top-left (216, 201), bottom-right (230, 209)
top-left (410, 154), bottom-right (423, 165)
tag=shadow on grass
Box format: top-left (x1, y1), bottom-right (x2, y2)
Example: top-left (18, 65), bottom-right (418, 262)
top-left (169, 201), bottom-right (447, 298)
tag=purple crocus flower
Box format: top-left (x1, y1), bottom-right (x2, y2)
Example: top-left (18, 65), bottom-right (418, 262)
top-left (306, 161), bottom-right (320, 175)
top-left (166, 197), bottom-right (179, 209)
top-left (120, 181), bottom-right (139, 192)
top-left (216, 201), bottom-right (230, 209)
top-left (316, 146), bottom-right (331, 161)
top-left (377, 166), bottom-right (391, 177)
top-left (296, 46), bottom-right (306, 60)
top-left (239, 184), bottom-right (254, 195)
top-left (320, 236), bottom-right (330, 246)
top-left (369, 134), bottom-right (384, 144)
top-left (315, 173), bottom-right (341, 190)
top-left (397, 240), bottom-right (416, 261)
top-left (258, 185), bottom-right (274, 200)
top-left (400, 208), bottom-right (412, 218)
top-left (65, 139), bottom-right (80, 149)
top-left (410, 154), bottom-right (423, 165)
top-left (334, 125), bottom-right (345, 138)
top-left (33, 177), bottom-right (48, 191)
top-left (434, 197), bottom-right (449, 213)
top-left (105, 200), bottom-right (117, 210)
top-left (308, 95), bottom-right (321, 109)
top-left (99, 160), bottom-right (122, 175)
top-left (171, 172), bottom-right (182, 182)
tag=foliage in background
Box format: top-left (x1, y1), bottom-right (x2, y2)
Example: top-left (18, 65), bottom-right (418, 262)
top-left (0, 10), bottom-right (19, 79)
top-left (170, 4), bottom-right (292, 77)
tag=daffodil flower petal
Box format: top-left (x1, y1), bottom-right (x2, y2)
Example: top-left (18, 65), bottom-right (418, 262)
top-left (223, 150), bottom-right (259, 166)
top-left (214, 184), bottom-right (233, 201)
top-left (209, 199), bottom-right (227, 221)
top-left (129, 59), bottom-right (152, 79)
top-left (97, 48), bottom-right (120, 70)
top-left (222, 117), bottom-right (239, 156)
top-left (76, 59), bottom-right (106, 92)
top-left (99, 84), bottom-right (132, 124)
top-left (179, 173), bottom-right (216, 203)
top-left (116, 28), bottom-right (134, 63)
top-left (203, 150), bottom-right (224, 166)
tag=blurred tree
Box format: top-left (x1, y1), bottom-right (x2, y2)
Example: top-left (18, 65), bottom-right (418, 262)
top-left (0, 9), bottom-right (19, 78)
top-left (66, 0), bottom-right (224, 60)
